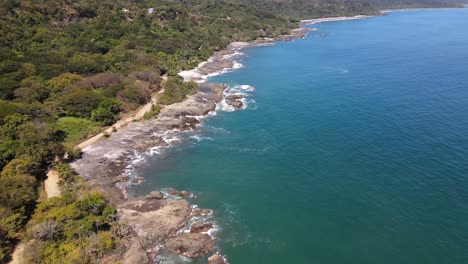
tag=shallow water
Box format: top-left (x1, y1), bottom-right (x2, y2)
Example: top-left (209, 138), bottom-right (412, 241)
top-left (135, 9), bottom-right (468, 264)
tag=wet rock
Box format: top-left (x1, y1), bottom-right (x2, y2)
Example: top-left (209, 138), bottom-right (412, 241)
top-left (131, 177), bottom-right (144, 184)
top-left (190, 222), bottom-right (213, 233)
top-left (181, 116), bottom-right (200, 130)
top-left (168, 188), bottom-right (194, 198)
top-left (133, 136), bottom-right (168, 151)
top-left (208, 254), bottom-right (227, 264)
top-left (192, 208), bottom-right (213, 217)
top-left (165, 233), bottom-right (215, 258)
top-left (114, 175), bottom-right (129, 183)
top-left (147, 191), bottom-right (164, 200)
top-left (225, 94), bottom-right (244, 109)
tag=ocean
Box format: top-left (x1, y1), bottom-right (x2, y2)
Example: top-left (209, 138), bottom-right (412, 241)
top-left (134, 8), bottom-right (468, 264)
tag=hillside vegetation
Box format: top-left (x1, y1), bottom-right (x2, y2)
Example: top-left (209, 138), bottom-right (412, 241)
top-left (0, 0), bottom-right (463, 262)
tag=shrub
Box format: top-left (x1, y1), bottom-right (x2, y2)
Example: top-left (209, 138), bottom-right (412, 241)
top-left (143, 104), bottom-right (161, 120)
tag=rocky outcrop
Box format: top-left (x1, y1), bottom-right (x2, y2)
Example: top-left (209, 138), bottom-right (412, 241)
top-left (190, 222), bottom-right (213, 233)
top-left (280, 27), bottom-right (314, 41)
top-left (165, 233), bottom-right (215, 258)
top-left (119, 195), bottom-right (192, 249)
top-left (114, 192), bottom-right (220, 261)
top-left (168, 188), bottom-right (196, 198)
top-left (147, 191), bottom-right (164, 200)
top-left (160, 83), bottom-right (225, 118)
top-left (208, 254), bottom-right (228, 264)
top-left (225, 94), bottom-right (244, 109)
top-left (191, 207), bottom-right (213, 217)
top-left (121, 237), bottom-right (150, 264)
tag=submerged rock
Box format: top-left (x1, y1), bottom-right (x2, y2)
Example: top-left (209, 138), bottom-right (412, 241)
top-left (165, 233), bottom-right (215, 258)
top-left (190, 222), bottom-right (213, 233)
top-left (191, 207), bottom-right (213, 217)
top-left (168, 188), bottom-right (196, 198)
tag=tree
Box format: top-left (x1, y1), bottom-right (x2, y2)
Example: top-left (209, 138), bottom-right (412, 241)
top-left (91, 98), bottom-right (121, 125)
top-left (46, 73), bottom-right (83, 94)
top-left (59, 90), bottom-right (102, 117)
top-left (0, 172), bottom-right (37, 210)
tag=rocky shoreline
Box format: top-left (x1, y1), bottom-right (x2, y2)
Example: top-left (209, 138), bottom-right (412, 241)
top-left (72, 82), bottom-right (236, 263)
top-left (71, 15), bottom-right (369, 263)
top-left (178, 28), bottom-right (315, 83)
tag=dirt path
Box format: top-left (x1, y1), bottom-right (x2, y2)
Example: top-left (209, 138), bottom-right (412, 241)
top-left (76, 76), bottom-right (167, 151)
top-left (8, 243), bottom-right (24, 264)
top-left (10, 170), bottom-right (61, 263)
top-left (44, 170), bottom-right (61, 198)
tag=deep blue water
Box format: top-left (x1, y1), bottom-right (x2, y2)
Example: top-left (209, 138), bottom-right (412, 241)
top-left (136, 9), bottom-right (468, 264)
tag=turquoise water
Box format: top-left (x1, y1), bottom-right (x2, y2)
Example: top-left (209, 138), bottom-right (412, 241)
top-left (136, 9), bottom-right (468, 264)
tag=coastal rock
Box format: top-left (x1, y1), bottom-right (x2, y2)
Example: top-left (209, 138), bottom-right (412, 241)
top-left (181, 116), bottom-right (200, 130)
top-left (165, 233), bottom-right (215, 258)
top-left (159, 84), bottom-right (226, 118)
top-left (192, 208), bottom-right (213, 217)
top-left (168, 188), bottom-right (195, 198)
top-left (119, 197), bottom-right (192, 248)
top-left (121, 237), bottom-right (150, 264)
top-left (147, 191), bottom-right (164, 200)
top-left (133, 136), bottom-right (168, 151)
top-left (280, 27), bottom-right (313, 41)
top-left (207, 254), bottom-right (227, 264)
top-left (198, 60), bottom-right (234, 76)
top-left (225, 94), bottom-right (244, 109)
top-left (131, 176), bottom-right (144, 184)
top-left (190, 222), bottom-right (213, 233)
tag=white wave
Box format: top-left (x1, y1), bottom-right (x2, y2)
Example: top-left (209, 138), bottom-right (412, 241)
top-left (228, 85), bottom-right (255, 95)
top-left (223, 50), bottom-right (245, 59)
top-left (189, 135), bottom-right (214, 142)
top-left (239, 84), bottom-right (255, 91)
top-left (203, 126), bottom-right (231, 135)
top-left (185, 114), bottom-right (206, 120)
top-left (159, 188), bottom-right (183, 200)
top-left (232, 61), bottom-right (244, 69)
top-left (217, 98), bottom-right (236, 112)
top-left (215, 84), bottom-right (256, 112)
top-left (154, 249), bottom-right (192, 264)
top-left (240, 97), bottom-right (248, 110)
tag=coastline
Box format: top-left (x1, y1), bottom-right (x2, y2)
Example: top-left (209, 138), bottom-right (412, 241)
top-left (70, 13), bottom-right (372, 263)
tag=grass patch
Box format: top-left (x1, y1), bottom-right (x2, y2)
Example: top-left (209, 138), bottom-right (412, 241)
top-left (56, 117), bottom-right (101, 147)
top-left (143, 104), bottom-right (161, 120)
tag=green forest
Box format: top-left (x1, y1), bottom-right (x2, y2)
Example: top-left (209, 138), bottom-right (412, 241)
top-left (0, 0), bottom-right (462, 262)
